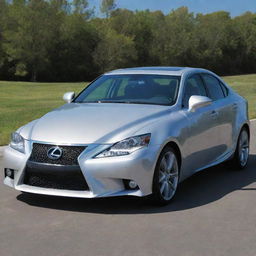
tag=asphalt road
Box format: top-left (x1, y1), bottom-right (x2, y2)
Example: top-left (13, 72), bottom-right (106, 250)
top-left (0, 121), bottom-right (255, 256)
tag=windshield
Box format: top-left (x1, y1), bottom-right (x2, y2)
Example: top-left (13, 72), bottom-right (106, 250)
top-left (75, 74), bottom-right (181, 106)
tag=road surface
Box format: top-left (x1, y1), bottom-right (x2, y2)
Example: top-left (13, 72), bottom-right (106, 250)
top-left (0, 121), bottom-right (255, 256)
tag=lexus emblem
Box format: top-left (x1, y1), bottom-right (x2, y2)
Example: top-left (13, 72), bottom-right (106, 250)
top-left (47, 147), bottom-right (63, 160)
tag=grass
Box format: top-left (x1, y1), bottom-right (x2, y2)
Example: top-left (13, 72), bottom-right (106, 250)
top-left (223, 74), bottom-right (256, 119)
top-left (0, 81), bottom-right (86, 145)
top-left (0, 74), bottom-right (255, 145)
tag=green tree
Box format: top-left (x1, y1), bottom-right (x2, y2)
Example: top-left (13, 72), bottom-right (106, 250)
top-left (93, 28), bottom-right (137, 72)
top-left (72, 0), bottom-right (93, 18)
top-left (1, 2), bottom-right (256, 81)
top-left (48, 13), bottom-right (98, 81)
top-left (4, 0), bottom-right (55, 81)
top-left (148, 7), bottom-right (196, 66)
top-left (110, 8), bottom-right (134, 35)
top-left (0, 0), bottom-right (7, 69)
top-left (109, 9), bottom-right (157, 66)
top-left (194, 11), bottom-right (235, 73)
top-left (50, 0), bottom-right (70, 13)
top-left (100, 0), bottom-right (116, 18)
top-left (233, 12), bottom-right (256, 73)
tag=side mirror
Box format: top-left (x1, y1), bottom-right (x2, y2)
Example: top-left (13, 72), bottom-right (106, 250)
top-left (188, 95), bottom-right (212, 112)
top-left (63, 92), bottom-right (75, 103)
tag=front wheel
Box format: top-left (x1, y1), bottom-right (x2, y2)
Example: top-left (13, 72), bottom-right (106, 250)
top-left (231, 128), bottom-right (250, 169)
top-left (151, 146), bottom-right (180, 205)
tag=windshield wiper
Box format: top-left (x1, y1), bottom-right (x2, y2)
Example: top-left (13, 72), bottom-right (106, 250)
top-left (75, 100), bottom-right (101, 103)
top-left (75, 100), bottom-right (171, 106)
top-left (98, 100), bottom-right (131, 103)
top-left (75, 100), bottom-right (131, 104)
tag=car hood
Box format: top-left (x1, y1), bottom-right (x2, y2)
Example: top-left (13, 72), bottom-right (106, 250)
top-left (21, 103), bottom-right (172, 144)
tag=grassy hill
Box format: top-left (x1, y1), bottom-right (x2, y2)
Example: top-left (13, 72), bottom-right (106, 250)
top-left (0, 74), bottom-right (255, 145)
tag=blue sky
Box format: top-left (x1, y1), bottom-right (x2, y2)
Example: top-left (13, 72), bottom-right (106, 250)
top-left (89, 0), bottom-right (256, 17)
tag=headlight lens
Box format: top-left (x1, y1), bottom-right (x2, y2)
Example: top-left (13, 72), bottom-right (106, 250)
top-left (95, 134), bottom-right (151, 158)
top-left (10, 132), bottom-right (25, 153)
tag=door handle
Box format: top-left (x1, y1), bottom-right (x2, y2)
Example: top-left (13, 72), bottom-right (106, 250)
top-left (232, 103), bottom-right (238, 110)
top-left (210, 110), bottom-right (219, 119)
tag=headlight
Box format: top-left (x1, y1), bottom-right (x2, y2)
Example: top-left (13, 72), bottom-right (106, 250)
top-left (95, 134), bottom-right (151, 158)
top-left (10, 132), bottom-right (25, 153)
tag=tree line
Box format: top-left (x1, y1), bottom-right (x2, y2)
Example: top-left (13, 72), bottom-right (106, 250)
top-left (0, 0), bottom-right (256, 82)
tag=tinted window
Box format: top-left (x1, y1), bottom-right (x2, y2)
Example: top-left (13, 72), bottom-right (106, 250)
top-left (219, 81), bottom-right (229, 97)
top-left (75, 74), bottom-right (181, 106)
top-left (183, 74), bottom-right (207, 108)
top-left (202, 74), bottom-right (225, 101)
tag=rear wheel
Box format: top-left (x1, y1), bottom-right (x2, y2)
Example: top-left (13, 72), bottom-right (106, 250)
top-left (231, 128), bottom-right (250, 169)
top-left (151, 146), bottom-right (180, 205)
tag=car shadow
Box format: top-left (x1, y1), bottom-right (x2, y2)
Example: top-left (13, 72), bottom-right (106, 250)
top-left (17, 154), bottom-right (256, 215)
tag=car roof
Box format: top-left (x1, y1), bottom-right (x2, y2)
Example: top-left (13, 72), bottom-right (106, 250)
top-left (105, 67), bottom-right (210, 76)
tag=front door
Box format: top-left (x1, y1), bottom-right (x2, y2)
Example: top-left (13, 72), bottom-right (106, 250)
top-left (181, 74), bottom-right (223, 175)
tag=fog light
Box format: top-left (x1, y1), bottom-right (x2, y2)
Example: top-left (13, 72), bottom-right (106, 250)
top-left (123, 179), bottom-right (139, 190)
top-left (128, 180), bottom-right (138, 189)
top-left (4, 168), bottom-right (14, 179)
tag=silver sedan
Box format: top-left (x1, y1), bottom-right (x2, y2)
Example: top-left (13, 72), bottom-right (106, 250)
top-left (3, 67), bottom-right (250, 205)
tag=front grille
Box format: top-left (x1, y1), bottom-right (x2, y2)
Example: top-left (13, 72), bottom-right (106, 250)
top-left (23, 166), bottom-right (89, 191)
top-left (29, 143), bottom-right (86, 166)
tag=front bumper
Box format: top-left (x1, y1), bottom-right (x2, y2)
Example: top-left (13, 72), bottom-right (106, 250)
top-left (3, 141), bottom-right (160, 198)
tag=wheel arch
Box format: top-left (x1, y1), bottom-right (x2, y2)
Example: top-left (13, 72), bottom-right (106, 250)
top-left (233, 122), bottom-right (250, 155)
top-left (241, 123), bottom-right (250, 139)
top-left (164, 141), bottom-right (182, 169)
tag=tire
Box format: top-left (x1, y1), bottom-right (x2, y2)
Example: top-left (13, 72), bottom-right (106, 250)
top-left (151, 146), bottom-right (180, 206)
top-left (231, 128), bottom-right (250, 170)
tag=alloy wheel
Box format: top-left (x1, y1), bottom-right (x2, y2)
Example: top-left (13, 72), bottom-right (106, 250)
top-left (158, 151), bottom-right (179, 201)
top-left (238, 130), bottom-right (249, 167)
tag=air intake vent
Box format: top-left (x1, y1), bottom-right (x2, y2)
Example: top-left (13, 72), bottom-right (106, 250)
top-left (23, 165), bottom-right (89, 191)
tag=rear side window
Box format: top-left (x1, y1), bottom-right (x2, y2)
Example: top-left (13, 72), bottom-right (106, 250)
top-left (201, 74), bottom-right (225, 101)
top-left (219, 81), bottom-right (229, 97)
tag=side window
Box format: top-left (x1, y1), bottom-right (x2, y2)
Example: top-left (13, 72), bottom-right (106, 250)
top-left (183, 74), bottom-right (207, 108)
top-left (219, 81), bottom-right (229, 97)
top-left (202, 74), bottom-right (225, 101)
